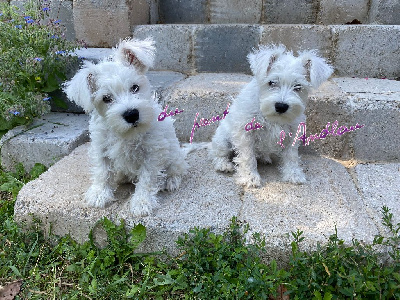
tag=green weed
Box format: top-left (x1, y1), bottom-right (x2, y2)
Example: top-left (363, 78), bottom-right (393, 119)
top-left (0, 162), bottom-right (399, 299)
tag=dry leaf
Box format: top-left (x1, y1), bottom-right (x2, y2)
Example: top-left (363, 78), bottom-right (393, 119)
top-left (269, 284), bottom-right (290, 300)
top-left (0, 281), bottom-right (22, 300)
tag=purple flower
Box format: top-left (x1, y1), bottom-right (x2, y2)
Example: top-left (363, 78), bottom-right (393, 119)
top-left (24, 16), bottom-right (32, 20)
top-left (43, 97), bottom-right (51, 101)
top-left (35, 57), bottom-right (43, 61)
top-left (15, 24), bottom-right (22, 29)
top-left (42, 7), bottom-right (50, 11)
top-left (10, 111), bottom-right (20, 116)
top-left (50, 35), bottom-right (59, 39)
top-left (54, 19), bottom-right (61, 24)
top-left (26, 19), bottom-right (34, 24)
top-left (55, 50), bottom-right (66, 55)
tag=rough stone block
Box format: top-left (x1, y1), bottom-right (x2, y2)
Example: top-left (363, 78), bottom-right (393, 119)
top-left (332, 25), bottom-right (400, 78)
top-left (194, 25), bottom-right (260, 73)
top-left (209, 0), bottom-right (262, 23)
top-left (158, 0), bottom-right (207, 23)
top-left (160, 73), bottom-right (252, 143)
top-left (355, 163), bottom-right (400, 229)
top-left (263, 0), bottom-right (318, 24)
top-left (334, 78), bottom-right (400, 162)
top-left (304, 81), bottom-right (355, 160)
top-left (240, 155), bottom-right (378, 262)
top-left (0, 113), bottom-right (89, 171)
top-left (370, 0), bottom-right (400, 25)
top-left (260, 25), bottom-right (333, 59)
top-left (317, 0), bottom-right (369, 24)
top-left (15, 144), bottom-right (243, 255)
top-left (133, 24), bottom-right (194, 74)
top-left (73, 0), bottom-right (149, 47)
top-left (15, 144), bottom-right (385, 261)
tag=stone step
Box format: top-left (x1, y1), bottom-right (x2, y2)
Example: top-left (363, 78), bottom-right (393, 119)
top-left (12, 0), bottom-right (398, 47)
top-left (159, 74), bottom-right (400, 162)
top-left (14, 142), bottom-right (400, 261)
top-left (2, 73), bottom-right (399, 172)
top-left (132, 24), bottom-right (400, 78)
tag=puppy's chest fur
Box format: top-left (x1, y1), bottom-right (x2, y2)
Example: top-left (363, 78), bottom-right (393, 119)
top-left (250, 122), bottom-right (297, 157)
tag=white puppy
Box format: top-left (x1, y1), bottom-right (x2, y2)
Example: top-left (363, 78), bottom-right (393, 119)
top-left (210, 45), bottom-right (333, 187)
top-left (64, 38), bottom-right (188, 216)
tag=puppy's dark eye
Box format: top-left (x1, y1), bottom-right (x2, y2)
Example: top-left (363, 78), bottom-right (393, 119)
top-left (103, 95), bottom-right (113, 103)
top-left (130, 84), bottom-right (140, 93)
top-left (294, 85), bottom-right (302, 92)
top-left (268, 81), bottom-right (277, 87)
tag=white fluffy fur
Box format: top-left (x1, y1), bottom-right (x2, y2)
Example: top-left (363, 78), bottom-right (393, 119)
top-left (210, 45), bottom-right (333, 187)
top-left (64, 38), bottom-right (188, 216)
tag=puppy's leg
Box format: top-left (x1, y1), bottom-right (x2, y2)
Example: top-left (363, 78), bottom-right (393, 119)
top-left (165, 150), bottom-right (187, 191)
top-left (210, 125), bottom-right (235, 172)
top-left (86, 156), bottom-right (114, 208)
top-left (232, 133), bottom-right (261, 187)
top-left (280, 145), bottom-right (306, 184)
top-left (130, 162), bottom-right (160, 216)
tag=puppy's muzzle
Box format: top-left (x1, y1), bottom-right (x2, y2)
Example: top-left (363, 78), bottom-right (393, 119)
top-left (275, 102), bottom-right (289, 114)
top-left (123, 109), bottom-right (139, 125)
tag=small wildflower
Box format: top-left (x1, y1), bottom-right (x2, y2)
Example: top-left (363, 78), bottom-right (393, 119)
top-left (10, 111), bottom-right (20, 116)
top-left (15, 24), bottom-right (22, 29)
top-left (43, 97), bottom-right (51, 101)
top-left (50, 35), bottom-right (59, 39)
top-left (34, 57), bottom-right (42, 61)
top-left (42, 7), bottom-right (50, 11)
top-left (54, 19), bottom-right (61, 24)
top-left (56, 50), bottom-right (66, 55)
top-left (35, 76), bottom-right (41, 81)
top-left (26, 19), bottom-right (34, 24)
top-left (24, 16), bottom-right (32, 20)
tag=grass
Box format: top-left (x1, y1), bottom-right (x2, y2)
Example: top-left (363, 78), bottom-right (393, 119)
top-left (1, 163), bottom-right (400, 299)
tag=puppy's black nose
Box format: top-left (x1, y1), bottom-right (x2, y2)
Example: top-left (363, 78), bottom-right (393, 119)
top-left (275, 102), bottom-right (289, 114)
top-left (123, 109), bottom-right (139, 124)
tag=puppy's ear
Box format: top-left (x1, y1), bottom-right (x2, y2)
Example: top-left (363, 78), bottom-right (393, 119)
top-left (299, 50), bottom-right (334, 88)
top-left (63, 62), bottom-right (96, 113)
top-left (114, 37), bottom-right (156, 74)
top-left (247, 45), bottom-right (286, 81)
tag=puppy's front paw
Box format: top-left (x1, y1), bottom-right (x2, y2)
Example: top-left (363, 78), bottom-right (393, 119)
top-left (130, 193), bottom-right (159, 217)
top-left (282, 169), bottom-right (306, 184)
top-left (235, 172), bottom-right (261, 188)
top-left (85, 185), bottom-right (113, 208)
top-left (213, 157), bottom-right (235, 173)
top-left (166, 175), bottom-right (182, 192)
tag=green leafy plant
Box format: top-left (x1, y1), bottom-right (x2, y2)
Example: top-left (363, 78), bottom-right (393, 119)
top-left (0, 0), bottom-right (78, 133)
top-left (287, 221), bottom-right (400, 299)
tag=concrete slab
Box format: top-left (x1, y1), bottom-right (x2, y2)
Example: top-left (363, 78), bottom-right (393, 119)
top-left (15, 143), bottom-right (243, 255)
top-left (263, 0), bottom-right (318, 24)
top-left (159, 73), bottom-right (252, 143)
top-left (317, 0), bottom-right (369, 24)
top-left (260, 25), bottom-right (333, 59)
top-left (194, 25), bottom-right (260, 73)
top-left (239, 155), bottom-right (379, 261)
top-left (15, 143), bottom-right (388, 260)
top-left (354, 163), bottom-right (400, 231)
top-left (209, 0), bottom-right (262, 24)
top-left (333, 78), bottom-right (400, 162)
top-left (158, 0), bottom-right (208, 24)
top-left (332, 25), bottom-right (400, 78)
top-left (0, 113), bottom-right (89, 172)
top-left (133, 25), bottom-right (195, 74)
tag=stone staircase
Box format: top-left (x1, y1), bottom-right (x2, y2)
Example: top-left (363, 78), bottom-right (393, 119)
top-left (3, 0), bottom-right (400, 259)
